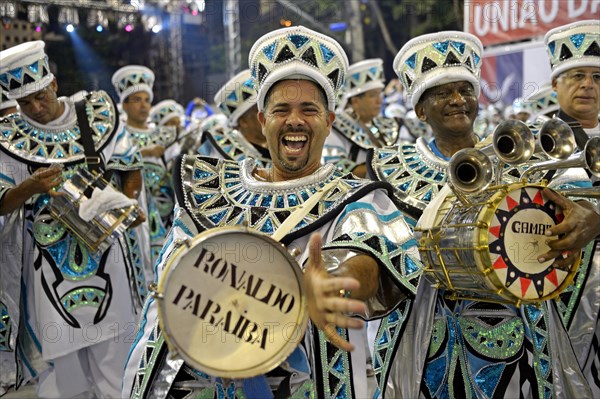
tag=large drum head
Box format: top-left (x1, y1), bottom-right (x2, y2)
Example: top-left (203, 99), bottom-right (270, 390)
top-left (484, 184), bottom-right (580, 301)
top-left (156, 226), bottom-right (307, 378)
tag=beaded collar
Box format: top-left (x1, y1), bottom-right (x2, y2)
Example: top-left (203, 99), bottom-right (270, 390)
top-left (0, 91), bottom-right (116, 165)
top-left (126, 124), bottom-right (177, 149)
top-left (203, 125), bottom-right (271, 167)
top-left (333, 112), bottom-right (399, 150)
top-left (179, 156), bottom-right (367, 236)
top-left (369, 137), bottom-right (448, 212)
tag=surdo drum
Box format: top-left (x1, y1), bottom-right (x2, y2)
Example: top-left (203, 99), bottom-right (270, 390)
top-left (415, 182), bottom-right (581, 305)
top-left (154, 226), bottom-right (308, 378)
top-left (47, 167), bottom-right (139, 253)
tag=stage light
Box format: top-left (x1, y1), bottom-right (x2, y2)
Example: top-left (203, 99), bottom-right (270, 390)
top-left (66, 24), bottom-right (74, 33)
top-left (151, 24), bottom-right (162, 33)
top-left (35, 25), bottom-right (42, 32)
top-left (124, 24), bottom-right (134, 32)
top-left (96, 24), bottom-right (103, 32)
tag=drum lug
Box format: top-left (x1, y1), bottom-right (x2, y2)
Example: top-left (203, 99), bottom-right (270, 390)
top-left (288, 247), bottom-right (301, 257)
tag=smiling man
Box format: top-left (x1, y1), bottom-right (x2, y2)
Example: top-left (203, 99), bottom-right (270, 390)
top-left (123, 26), bottom-right (422, 399)
top-left (364, 31), bottom-right (600, 398)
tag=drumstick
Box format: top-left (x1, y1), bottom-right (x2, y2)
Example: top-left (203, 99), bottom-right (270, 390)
top-left (270, 179), bottom-right (339, 243)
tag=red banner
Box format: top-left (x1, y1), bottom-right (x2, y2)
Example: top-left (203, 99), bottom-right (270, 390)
top-left (464, 0), bottom-right (599, 47)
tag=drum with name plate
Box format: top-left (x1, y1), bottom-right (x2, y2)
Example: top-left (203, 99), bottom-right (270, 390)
top-left (154, 226), bottom-right (308, 378)
top-left (415, 182), bottom-right (581, 305)
top-left (47, 167), bottom-right (139, 253)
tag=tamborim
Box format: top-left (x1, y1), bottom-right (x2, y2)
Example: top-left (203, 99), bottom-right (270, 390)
top-left (415, 182), bottom-right (580, 305)
top-left (155, 226), bottom-right (308, 379)
top-left (47, 167), bottom-right (139, 253)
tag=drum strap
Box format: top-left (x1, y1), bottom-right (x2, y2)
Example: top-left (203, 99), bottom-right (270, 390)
top-left (75, 99), bottom-right (113, 195)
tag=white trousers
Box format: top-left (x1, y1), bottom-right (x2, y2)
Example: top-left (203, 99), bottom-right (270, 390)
top-left (36, 332), bottom-right (131, 399)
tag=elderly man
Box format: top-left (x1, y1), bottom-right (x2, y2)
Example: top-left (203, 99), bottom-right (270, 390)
top-left (546, 20), bottom-right (600, 144)
top-left (198, 69), bottom-right (271, 165)
top-left (0, 41), bottom-right (146, 398)
top-left (123, 26), bottom-right (421, 399)
top-left (366, 31), bottom-right (600, 398)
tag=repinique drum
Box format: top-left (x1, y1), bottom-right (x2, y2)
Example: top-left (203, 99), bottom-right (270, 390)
top-left (154, 226), bottom-right (308, 378)
top-left (415, 182), bottom-right (580, 305)
top-left (47, 167), bottom-right (139, 253)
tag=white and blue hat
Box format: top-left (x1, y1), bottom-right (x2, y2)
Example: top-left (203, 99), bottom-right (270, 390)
top-left (214, 69), bottom-right (258, 127)
top-left (111, 65), bottom-right (155, 103)
top-left (150, 99), bottom-right (184, 126)
top-left (544, 20), bottom-right (600, 80)
top-left (345, 58), bottom-right (385, 99)
top-left (248, 26), bottom-right (349, 112)
top-left (0, 41), bottom-right (54, 100)
top-left (524, 83), bottom-right (559, 120)
top-left (394, 31), bottom-right (483, 108)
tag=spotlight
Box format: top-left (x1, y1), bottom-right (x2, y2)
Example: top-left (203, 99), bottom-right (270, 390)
top-left (151, 24), bottom-right (162, 33)
top-left (124, 24), bottom-right (134, 32)
top-left (66, 23), bottom-right (74, 32)
top-left (96, 24), bottom-right (103, 32)
top-left (35, 25), bottom-right (42, 32)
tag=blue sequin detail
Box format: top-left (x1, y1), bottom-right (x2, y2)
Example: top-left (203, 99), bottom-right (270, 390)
top-left (335, 384), bottom-right (347, 399)
top-left (548, 41), bottom-right (556, 55)
top-left (399, 182), bottom-right (410, 192)
top-left (433, 173), bottom-right (445, 182)
top-left (289, 34), bottom-right (309, 49)
top-left (333, 355), bottom-right (344, 373)
top-left (433, 41), bottom-right (449, 54)
top-left (540, 358), bottom-right (550, 376)
top-left (544, 387), bottom-right (552, 399)
top-left (388, 310), bottom-right (399, 323)
top-left (99, 110), bottom-right (109, 117)
top-left (193, 193), bottom-right (214, 205)
top-left (570, 33), bottom-right (585, 48)
top-left (276, 195), bottom-right (284, 208)
top-left (287, 193), bottom-right (299, 207)
top-left (225, 181), bottom-right (237, 188)
top-left (15, 142), bottom-right (24, 150)
top-left (534, 331), bottom-right (545, 350)
top-left (405, 53), bottom-right (417, 69)
top-left (451, 41), bottom-right (465, 54)
top-left (260, 195), bottom-right (272, 207)
top-left (475, 363), bottom-right (505, 398)
top-left (260, 218), bottom-right (274, 234)
top-left (27, 61), bottom-right (39, 74)
top-left (473, 51), bottom-right (481, 66)
top-left (300, 191), bottom-right (310, 201)
top-left (526, 305), bottom-right (542, 321)
top-left (383, 237), bottom-right (398, 253)
top-left (369, 67), bottom-right (378, 75)
top-left (423, 189), bottom-right (433, 202)
top-left (248, 195), bottom-right (259, 206)
top-left (47, 240), bottom-right (68, 265)
top-left (224, 172), bottom-right (237, 180)
top-left (227, 91), bottom-right (237, 102)
top-left (405, 256), bottom-right (419, 274)
top-left (208, 210), bottom-right (228, 225)
top-left (378, 331), bottom-right (388, 345)
top-left (0, 74), bottom-right (8, 86)
top-left (352, 72), bottom-right (361, 81)
top-left (8, 67), bottom-right (22, 80)
top-left (424, 356), bottom-right (447, 396)
top-left (383, 168), bottom-right (395, 177)
top-left (320, 44), bottom-right (335, 64)
top-left (243, 78), bottom-right (254, 89)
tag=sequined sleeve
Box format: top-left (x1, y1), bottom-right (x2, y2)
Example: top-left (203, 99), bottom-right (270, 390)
top-left (106, 126), bottom-right (144, 171)
top-left (321, 189), bottom-right (422, 318)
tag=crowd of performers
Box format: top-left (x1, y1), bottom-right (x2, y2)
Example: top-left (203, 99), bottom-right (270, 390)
top-left (0, 18), bottom-right (599, 399)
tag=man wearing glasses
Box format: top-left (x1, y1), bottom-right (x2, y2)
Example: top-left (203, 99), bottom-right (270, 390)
top-left (546, 21), bottom-right (600, 145)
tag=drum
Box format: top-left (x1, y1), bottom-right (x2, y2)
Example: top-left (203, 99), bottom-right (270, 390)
top-left (47, 167), bottom-right (139, 253)
top-left (154, 226), bottom-right (308, 378)
top-left (415, 182), bottom-right (581, 305)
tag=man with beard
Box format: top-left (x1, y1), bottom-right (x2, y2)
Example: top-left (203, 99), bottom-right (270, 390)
top-left (366, 31), bottom-right (600, 398)
top-left (123, 26), bottom-right (421, 399)
top-left (0, 40), bottom-right (146, 398)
